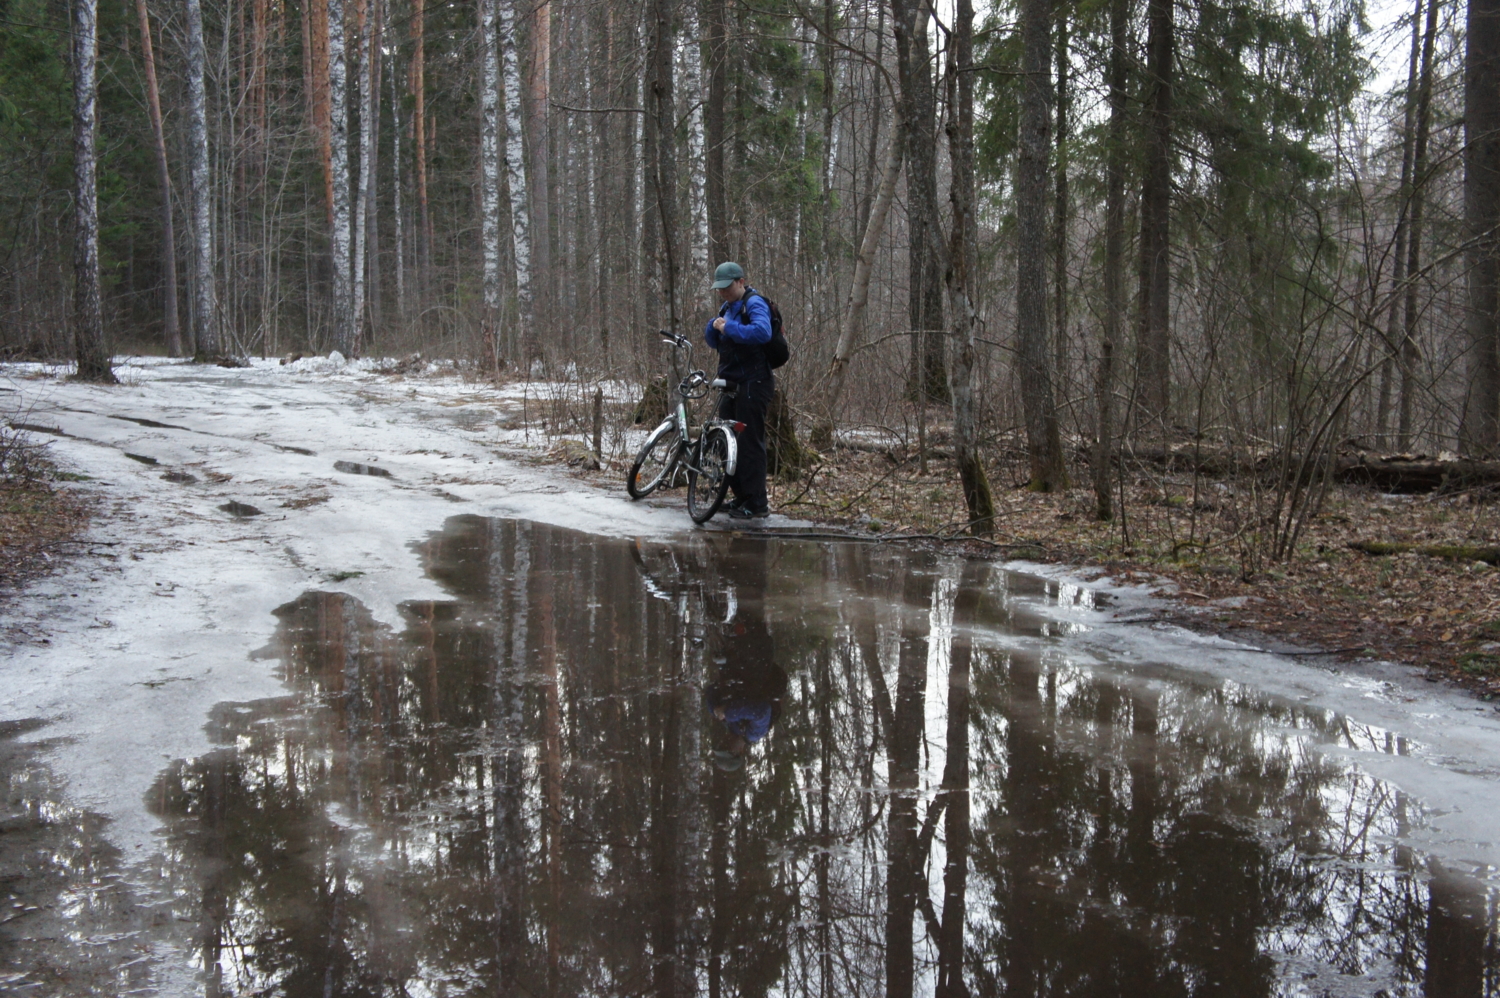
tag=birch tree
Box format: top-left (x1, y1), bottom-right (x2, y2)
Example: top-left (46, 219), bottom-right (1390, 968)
top-left (481, 0), bottom-right (504, 359)
top-left (501, 0), bottom-right (534, 350)
top-left (328, 0), bottom-right (356, 355)
top-left (186, 0), bottom-right (219, 358)
top-left (72, 0), bottom-right (114, 382)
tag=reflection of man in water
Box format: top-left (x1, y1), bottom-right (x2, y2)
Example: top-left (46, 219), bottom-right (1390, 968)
top-left (706, 655), bottom-right (787, 770)
top-left (703, 537), bottom-right (786, 771)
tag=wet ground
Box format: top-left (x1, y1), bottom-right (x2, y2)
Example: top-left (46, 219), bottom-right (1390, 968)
top-left (4, 515), bottom-right (1497, 995)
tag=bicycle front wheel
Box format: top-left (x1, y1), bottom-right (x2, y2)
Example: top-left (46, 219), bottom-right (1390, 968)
top-left (627, 423), bottom-right (682, 499)
top-left (686, 427), bottom-right (732, 524)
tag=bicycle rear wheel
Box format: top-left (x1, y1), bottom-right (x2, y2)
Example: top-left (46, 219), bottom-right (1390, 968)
top-left (687, 427), bottom-right (732, 523)
top-left (627, 423), bottom-right (681, 499)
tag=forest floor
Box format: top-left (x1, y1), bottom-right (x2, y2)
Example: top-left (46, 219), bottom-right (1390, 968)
top-left (0, 449), bottom-right (92, 606)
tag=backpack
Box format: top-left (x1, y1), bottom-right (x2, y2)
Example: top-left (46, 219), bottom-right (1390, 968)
top-left (741, 292), bottom-right (790, 369)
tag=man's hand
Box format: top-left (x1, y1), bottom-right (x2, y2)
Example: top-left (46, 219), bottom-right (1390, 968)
top-left (712, 316), bottom-right (727, 333)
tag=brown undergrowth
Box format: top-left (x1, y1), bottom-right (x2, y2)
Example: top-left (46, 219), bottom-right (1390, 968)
top-left (0, 430), bottom-right (91, 600)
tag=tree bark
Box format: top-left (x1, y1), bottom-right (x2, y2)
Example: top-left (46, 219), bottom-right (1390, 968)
top-left (389, 47), bottom-right (404, 320)
top-left (892, 0), bottom-right (947, 405)
top-left (814, 117), bottom-right (904, 449)
top-left (72, 0), bottom-right (114, 382)
top-left (134, 0), bottom-right (181, 356)
top-left (703, 0), bottom-right (728, 263)
top-left (327, 0), bottom-right (356, 355)
top-left (945, 0), bottom-right (995, 534)
top-left (1382, 0), bottom-right (1424, 446)
top-left (1052, 6), bottom-right (1070, 400)
top-left (186, 0), bottom-right (220, 358)
top-left (1464, 0), bottom-right (1500, 453)
top-left (481, 0), bottom-right (504, 365)
top-left (1016, 0), bottom-right (1067, 491)
top-left (1399, 0), bottom-right (1440, 450)
top-left (528, 0), bottom-right (552, 318)
top-left (501, 0), bottom-right (535, 349)
top-left (410, 0), bottom-right (429, 302)
top-left (647, 0), bottom-right (679, 332)
top-left (1096, 0), bottom-right (1127, 519)
top-left (1136, 0), bottom-right (1174, 429)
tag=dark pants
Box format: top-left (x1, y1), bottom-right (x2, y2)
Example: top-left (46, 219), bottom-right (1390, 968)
top-left (719, 375), bottom-right (774, 512)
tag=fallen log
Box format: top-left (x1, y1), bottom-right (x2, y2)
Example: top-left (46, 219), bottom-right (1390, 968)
top-left (1116, 444), bottom-right (1500, 493)
top-left (1349, 540), bottom-right (1500, 564)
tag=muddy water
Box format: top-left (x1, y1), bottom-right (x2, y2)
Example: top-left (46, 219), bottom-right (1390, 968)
top-left (136, 517), bottom-right (1498, 996)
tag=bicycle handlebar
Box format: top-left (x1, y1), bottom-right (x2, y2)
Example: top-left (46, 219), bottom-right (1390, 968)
top-left (659, 329), bottom-right (691, 350)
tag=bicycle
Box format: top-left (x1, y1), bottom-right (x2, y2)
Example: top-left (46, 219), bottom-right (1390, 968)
top-left (626, 330), bottom-right (742, 524)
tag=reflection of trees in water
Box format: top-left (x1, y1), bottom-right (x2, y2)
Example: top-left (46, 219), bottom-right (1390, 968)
top-left (145, 516), bottom-right (1497, 997)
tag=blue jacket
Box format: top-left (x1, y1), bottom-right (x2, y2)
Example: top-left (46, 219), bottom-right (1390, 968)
top-left (705, 289), bottom-right (773, 384)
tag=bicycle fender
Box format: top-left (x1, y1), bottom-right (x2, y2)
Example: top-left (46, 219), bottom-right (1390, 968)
top-left (722, 427), bottom-right (738, 476)
top-left (642, 418), bottom-right (678, 448)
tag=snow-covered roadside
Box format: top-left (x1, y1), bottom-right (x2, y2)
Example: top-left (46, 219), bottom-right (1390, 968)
top-left (2, 356), bottom-right (694, 860)
top-left (2, 354), bottom-right (1498, 938)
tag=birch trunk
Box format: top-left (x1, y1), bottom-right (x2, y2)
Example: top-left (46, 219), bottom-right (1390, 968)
top-left (1016, 0), bottom-right (1067, 490)
top-left (134, 0), bottom-right (181, 356)
top-left (681, 3), bottom-right (709, 277)
top-left (389, 48), bottom-right (405, 320)
top-left (186, 0), bottom-right (219, 358)
top-left (481, 0), bottom-right (504, 361)
top-left (501, 0), bottom-right (534, 350)
top-left (351, 0), bottom-right (373, 353)
top-left (327, 0), bottom-right (356, 355)
top-left (72, 0), bottom-right (114, 382)
top-left (945, 0), bottom-right (994, 534)
top-left (812, 120), bottom-right (903, 450)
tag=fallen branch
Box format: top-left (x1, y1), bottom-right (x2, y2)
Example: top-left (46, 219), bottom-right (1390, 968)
top-left (1348, 540), bottom-right (1500, 565)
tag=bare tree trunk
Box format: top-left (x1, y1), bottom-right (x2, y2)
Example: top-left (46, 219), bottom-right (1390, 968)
top-left (1382, 0), bottom-right (1424, 447)
top-left (134, 0), bottom-right (181, 356)
top-left (364, 0), bottom-right (383, 337)
top-left (1464, 0), bottom-right (1500, 453)
top-left (813, 119), bottom-right (903, 449)
top-left (351, 0), bottom-right (374, 355)
top-left (481, 0), bottom-right (504, 366)
top-left (703, 0), bottom-right (728, 262)
top-left (389, 47), bottom-right (405, 321)
top-left (1052, 8), bottom-right (1070, 404)
top-left (308, 0), bottom-right (333, 227)
top-left (1399, 0), bottom-right (1440, 450)
top-left (893, 0), bottom-right (947, 405)
top-left (682, 3), bottom-right (709, 276)
top-left (186, 0), bottom-right (220, 358)
top-left (327, 0), bottom-right (356, 355)
top-left (72, 0), bottom-right (114, 382)
top-left (501, 0), bottom-right (535, 350)
top-left (1136, 0), bottom-right (1173, 430)
top-left (647, 0), bottom-right (679, 332)
top-left (1096, 0), bottom-right (1127, 520)
top-left (1016, 0), bottom-right (1067, 491)
top-left (945, 0), bottom-right (995, 534)
top-left (528, 0), bottom-right (552, 328)
top-left (410, 0), bottom-right (429, 302)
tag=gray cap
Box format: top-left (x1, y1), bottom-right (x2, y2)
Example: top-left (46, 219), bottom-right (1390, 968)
top-left (711, 261), bottom-right (745, 289)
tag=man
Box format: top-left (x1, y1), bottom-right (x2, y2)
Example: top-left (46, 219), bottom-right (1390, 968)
top-left (704, 261), bottom-right (774, 519)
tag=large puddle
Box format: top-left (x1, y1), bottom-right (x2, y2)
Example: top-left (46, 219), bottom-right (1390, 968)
top-left (52, 517), bottom-right (1500, 994)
